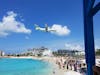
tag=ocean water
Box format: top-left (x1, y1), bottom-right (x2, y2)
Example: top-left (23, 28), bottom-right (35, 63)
top-left (0, 58), bottom-right (53, 75)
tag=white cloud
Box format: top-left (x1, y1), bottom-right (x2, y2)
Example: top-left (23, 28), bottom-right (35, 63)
top-left (0, 11), bottom-right (31, 37)
top-left (49, 24), bottom-right (70, 36)
top-left (65, 43), bottom-right (83, 51)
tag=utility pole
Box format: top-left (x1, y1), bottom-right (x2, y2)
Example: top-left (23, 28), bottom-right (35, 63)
top-left (83, 0), bottom-right (100, 75)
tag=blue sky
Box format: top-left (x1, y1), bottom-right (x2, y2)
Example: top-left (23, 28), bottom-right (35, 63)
top-left (0, 0), bottom-right (100, 54)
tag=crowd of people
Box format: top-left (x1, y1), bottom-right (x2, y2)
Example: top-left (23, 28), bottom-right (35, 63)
top-left (55, 57), bottom-right (86, 74)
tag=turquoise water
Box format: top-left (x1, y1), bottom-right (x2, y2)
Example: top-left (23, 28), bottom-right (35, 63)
top-left (0, 58), bottom-right (53, 75)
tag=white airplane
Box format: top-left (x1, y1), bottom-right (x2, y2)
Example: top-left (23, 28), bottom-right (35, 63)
top-left (34, 24), bottom-right (56, 32)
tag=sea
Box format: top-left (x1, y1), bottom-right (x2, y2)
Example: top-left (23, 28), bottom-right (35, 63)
top-left (0, 58), bottom-right (53, 75)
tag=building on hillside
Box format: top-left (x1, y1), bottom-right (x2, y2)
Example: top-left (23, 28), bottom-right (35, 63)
top-left (74, 51), bottom-right (85, 56)
top-left (57, 49), bottom-right (73, 56)
top-left (22, 47), bottom-right (52, 56)
top-left (54, 49), bottom-right (85, 56)
top-left (42, 50), bottom-right (52, 56)
top-left (0, 50), bottom-right (5, 56)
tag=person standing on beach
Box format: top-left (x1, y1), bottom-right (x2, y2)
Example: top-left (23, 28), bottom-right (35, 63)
top-left (74, 63), bottom-right (77, 71)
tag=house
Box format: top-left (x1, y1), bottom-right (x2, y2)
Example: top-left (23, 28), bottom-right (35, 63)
top-left (0, 50), bottom-right (5, 56)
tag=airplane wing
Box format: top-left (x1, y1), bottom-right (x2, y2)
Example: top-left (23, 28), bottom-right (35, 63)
top-left (45, 24), bottom-right (56, 32)
top-left (48, 30), bottom-right (56, 32)
top-left (48, 28), bottom-right (56, 32)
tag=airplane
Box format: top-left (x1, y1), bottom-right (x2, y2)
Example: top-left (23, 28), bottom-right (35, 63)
top-left (34, 24), bottom-right (56, 32)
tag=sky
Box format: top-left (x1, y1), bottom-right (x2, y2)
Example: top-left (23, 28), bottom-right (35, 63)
top-left (0, 0), bottom-right (100, 54)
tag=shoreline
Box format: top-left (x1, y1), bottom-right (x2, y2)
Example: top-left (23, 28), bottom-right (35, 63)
top-left (0, 56), bottom-right (100, 75)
